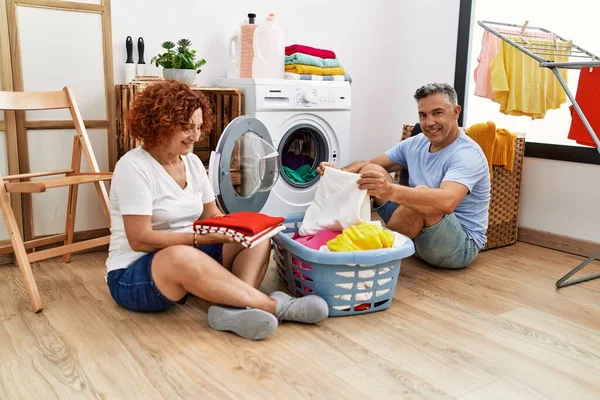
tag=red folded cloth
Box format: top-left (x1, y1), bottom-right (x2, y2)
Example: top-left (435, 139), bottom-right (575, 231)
top-left (285, 44), bottom-right (336, 59)
top-left (567, 68), bottom-right (600, 147)
top-left (193, 212), bottom-right (284, 236)
top-left (195, 224), bottom-right (286, 248)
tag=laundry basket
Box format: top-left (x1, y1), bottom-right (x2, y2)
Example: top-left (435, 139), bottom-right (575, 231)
top-left (271, 213), bottom-right (415, 317)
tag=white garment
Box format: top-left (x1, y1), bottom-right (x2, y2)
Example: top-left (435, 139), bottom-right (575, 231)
top-left (299, 167), bottom-right (371, 236)
top-left (106, 147), bottom-right (215, 272)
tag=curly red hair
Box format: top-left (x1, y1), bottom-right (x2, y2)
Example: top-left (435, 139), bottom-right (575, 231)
top-left (128, 80), bottom-right (214, 148)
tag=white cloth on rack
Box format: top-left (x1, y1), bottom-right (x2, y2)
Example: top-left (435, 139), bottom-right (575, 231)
top-left (299, 167), bottom-right (371, 236)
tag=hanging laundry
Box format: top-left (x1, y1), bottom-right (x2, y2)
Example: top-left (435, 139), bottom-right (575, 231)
top-left (282, 164), bottom-right (318, 184)
top-left (567, 67), bottom-right (600, 147)
top-left (491, 38), bottom-right (568, 119)
top-left (298, 167), bottom-right (371, 236)
top-left (474, 30), bottom-right (502, 100)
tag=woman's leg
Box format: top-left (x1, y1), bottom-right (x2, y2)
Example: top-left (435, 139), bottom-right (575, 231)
top-left (151, 245), bottom-right (277, 314)
top-left (221, 240), bottom-right (271, 288)
top-left (152, 245), bottom-right (329, 333)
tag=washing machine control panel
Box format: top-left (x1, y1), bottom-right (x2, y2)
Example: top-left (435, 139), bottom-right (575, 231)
top-left (295, 88), bottom-right (337, 107)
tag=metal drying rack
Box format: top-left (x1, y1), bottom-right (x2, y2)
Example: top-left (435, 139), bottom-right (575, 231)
top-left (478, 20), bottom-right (600, 288)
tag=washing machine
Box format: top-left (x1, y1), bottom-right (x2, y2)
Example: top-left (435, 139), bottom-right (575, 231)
top-left (208, 78), bottom-right (351, 217)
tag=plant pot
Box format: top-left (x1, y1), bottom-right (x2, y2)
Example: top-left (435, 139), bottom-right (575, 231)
top-left (162, 68), bottom-right (197, 84)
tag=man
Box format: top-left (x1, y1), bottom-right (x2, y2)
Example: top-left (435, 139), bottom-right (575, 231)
top-left (317, 83), bottom-right (490, 268)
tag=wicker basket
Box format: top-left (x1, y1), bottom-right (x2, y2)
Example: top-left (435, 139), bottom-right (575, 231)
top-left (400, 124), bottom-right (525, 251)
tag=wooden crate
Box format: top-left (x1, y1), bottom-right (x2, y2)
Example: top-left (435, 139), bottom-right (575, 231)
top-left (401, 124), bottom-right (525, 251)
top-left (115, 84), bottom-right (243, 188)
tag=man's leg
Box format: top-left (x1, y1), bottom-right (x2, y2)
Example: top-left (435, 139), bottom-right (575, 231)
top-left (358, 162), bottom-right (478, 269)
top-left (386, 205), bottom-right (443, 239)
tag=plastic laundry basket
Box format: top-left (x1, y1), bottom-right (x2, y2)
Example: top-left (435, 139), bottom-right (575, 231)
top-left (271, 213), bottom-right (415, 317)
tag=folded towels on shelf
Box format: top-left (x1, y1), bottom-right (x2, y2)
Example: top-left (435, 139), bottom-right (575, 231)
top-left (285, 44), bottom-right (336, 59)
top-left (285, 64), bottom-right (345, 76)
top-left (284, 72), bottom-right (352, 82)
top-left (285, 52), bottom-right (341, 68)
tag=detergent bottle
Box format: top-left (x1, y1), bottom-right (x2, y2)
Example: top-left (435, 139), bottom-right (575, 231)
top-left (228, 13), bottom-right (257, 78)
top-left (252, 13), bottom-right (285, 79)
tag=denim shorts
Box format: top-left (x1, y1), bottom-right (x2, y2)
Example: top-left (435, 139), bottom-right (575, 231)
top-left (375, 201), bottom-right (480, 269)
top-left (107, 243), bottom-right (223, 312)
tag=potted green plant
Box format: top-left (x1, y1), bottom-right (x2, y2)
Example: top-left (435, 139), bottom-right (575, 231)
top-left (151, 39), bottom-right (207, 84)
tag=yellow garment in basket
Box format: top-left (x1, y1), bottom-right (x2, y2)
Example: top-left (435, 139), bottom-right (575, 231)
top-left (284, 64), bottom-right (346, 76)
top-left (466, 122), bottom-right (518, 175)
top-left (466, 121), bottom-right (496, 176)
top-left (326, 222), bottom-right (394, 252)
top-left (493, 128), bottom-right (517, 172)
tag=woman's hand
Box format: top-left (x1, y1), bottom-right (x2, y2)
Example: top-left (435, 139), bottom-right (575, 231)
top-left (316, 161), bottom-right (340, 176)
top-left (195, 232), bottom-right (236, 245)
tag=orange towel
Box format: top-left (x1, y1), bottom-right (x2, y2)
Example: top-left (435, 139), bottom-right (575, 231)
top-left (493, 128), bottom-right (517, 171)
top-left (466, 122), bottom-right (517, 175)
top-left (466, 122), bottom-right (496, 176)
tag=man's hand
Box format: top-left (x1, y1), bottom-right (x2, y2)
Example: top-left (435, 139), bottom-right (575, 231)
top-left (357, 171), bottom-right (394, 201)
top-left (316, 161), bottom-right (340, 176)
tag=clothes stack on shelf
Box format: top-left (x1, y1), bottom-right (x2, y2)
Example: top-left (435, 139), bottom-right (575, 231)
top-left (284, 44), bottom-right (352, 82)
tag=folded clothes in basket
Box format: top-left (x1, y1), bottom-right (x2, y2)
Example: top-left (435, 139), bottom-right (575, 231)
top-left (193, 212), bottom-right (285, 248)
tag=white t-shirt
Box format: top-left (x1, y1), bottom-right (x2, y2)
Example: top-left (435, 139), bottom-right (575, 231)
top-left (106, 147), bottom-right (215, 272)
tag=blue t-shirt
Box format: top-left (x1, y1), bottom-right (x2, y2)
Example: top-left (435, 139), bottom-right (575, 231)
top-left (385, 131), bottom-right (491, 249)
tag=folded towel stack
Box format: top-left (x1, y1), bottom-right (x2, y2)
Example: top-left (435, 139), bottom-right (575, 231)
top-left (193, 212), bottom-right (285, 249)
top-left (284, 44), bottom-right (351, 83)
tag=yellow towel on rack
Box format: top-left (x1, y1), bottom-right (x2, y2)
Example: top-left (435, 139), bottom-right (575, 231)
top-left (285, 64), bottom-right (346, 76)
top-left (326, 222), bottom-right (394, 252)
top-left (466, 121), bottom-right (496, 176)
top-left (490, 38), bottom-right (568, 119)
top-left (493, 128), bottom-right (517, 171)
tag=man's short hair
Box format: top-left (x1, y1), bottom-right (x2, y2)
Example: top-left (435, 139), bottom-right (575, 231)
top-left (414, 83), bottom-right (458, 106)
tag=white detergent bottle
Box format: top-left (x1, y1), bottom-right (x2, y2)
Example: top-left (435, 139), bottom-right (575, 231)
top-left (227, 28), bottom-right (241, 78)
top-left (252, 13), bottom-right (285, 79)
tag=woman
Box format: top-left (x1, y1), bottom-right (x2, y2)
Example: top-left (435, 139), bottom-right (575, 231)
top-left (106, 80), bottom-right (328, 340)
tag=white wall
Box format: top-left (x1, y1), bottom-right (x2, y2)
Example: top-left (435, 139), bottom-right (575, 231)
top-left (0, 0), bottom-right (461, 242)
top-left (111, 0), bottom-right (461, 162)
top-left (465, 0), bottom-right (600, 243)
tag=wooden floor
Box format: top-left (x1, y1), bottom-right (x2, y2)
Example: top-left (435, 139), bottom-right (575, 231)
top-left (0, 242), bottom-right (599, 400)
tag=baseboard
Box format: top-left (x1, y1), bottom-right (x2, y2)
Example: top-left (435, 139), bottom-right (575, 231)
top-left (518, 227), bottom-right (600, 260)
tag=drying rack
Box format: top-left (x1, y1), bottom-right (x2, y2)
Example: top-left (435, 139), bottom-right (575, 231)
top-left (478, 20), bottom-right (600, 288)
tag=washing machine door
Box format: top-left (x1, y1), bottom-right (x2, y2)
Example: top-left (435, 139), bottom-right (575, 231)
top-left (208, 115), bottom-right (279, 214)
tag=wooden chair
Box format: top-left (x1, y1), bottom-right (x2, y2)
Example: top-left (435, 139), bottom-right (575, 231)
top-left (0, 87), bottom-right (112, 312)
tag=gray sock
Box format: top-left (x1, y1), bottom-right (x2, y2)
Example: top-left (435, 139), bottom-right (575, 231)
top-left (270, 291), bottom-right (329, 324)
top-left (207, 306), bottom-right (278, 341)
